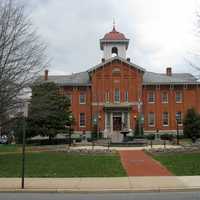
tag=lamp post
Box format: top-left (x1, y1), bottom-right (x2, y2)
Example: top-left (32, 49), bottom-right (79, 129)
top-left (175, 113), bottom-right (180, 145)
top-left (68, 114), bottom-right (73, 147)
top-left (98, 114), bottom-right (101, 139)
top-left (21, 100), bottom-right (29, 189)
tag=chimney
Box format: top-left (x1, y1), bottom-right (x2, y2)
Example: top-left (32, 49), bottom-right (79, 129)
top-left (166, 67), bottom-right (172, 76)
top-left (102, 58), bottom-right (105, 63)
top-left (127, 58), bottom-right (130, 62)
top-left (44, 69), bottom-right (48, 80)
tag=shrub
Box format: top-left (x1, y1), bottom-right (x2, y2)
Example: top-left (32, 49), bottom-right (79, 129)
top-left (183, 108), bottom-right (200, 140)
top-left (160, 133), bottom-right (174, 141)
top-left (134, 118), bottom-right (144, 136)
top-left (146, 134), bottom-right (155, 140)
top-left (26, 138), bottom-right (69, 145)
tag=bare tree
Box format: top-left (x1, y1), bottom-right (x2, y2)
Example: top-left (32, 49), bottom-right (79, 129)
top-left (0, 0), bottom-right (47, 129)
top-left (186, 8), bottom-right (200, 79)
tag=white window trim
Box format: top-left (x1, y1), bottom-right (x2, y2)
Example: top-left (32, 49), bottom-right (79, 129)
top-left (125, 91), bottom-right (129, 102)
top-left (114, 89), bottom-right (120, 103)
top-left (148, 91), bottom-right (155, 104)
top-left (162, 112), bottom-right (169, 127)
top-left (79, 113), bottom-right (86, 128)
top-left (148, 112), bottom-right (155, 127)
top-left (175, 91), bottom-right (183, 103)
top-left (161, 92), bottom-right (168, 104)
top-left (176, 112), bottom-right (182, 125)
top-left (79, 94), bottom-right (86, 104)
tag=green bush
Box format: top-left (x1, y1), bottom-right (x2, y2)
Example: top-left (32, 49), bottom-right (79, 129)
top-left (127, 136), bottom-right (134, 141)
top-left (183, 108), bottom-right (200, 139)
top-left (26, 138), bottom-right (69, 145)
top-left (134, 118), bottom-right (144, 136)
top-left (160, 133), bottom-right (174, 141)
top-left (146, 134), bottom-right (155, 140)
top-left (133, 135), bottom-right (146, 139)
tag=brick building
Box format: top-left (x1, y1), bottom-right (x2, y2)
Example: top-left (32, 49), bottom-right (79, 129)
top-left (42, 26), bottom-right (200, 141)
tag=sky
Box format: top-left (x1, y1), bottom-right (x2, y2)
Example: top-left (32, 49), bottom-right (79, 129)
top-left (27, 0), bottom-right (200, 76)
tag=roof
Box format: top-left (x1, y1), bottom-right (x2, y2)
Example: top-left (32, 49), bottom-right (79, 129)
top-left (102, 26), bottom-right (128, 41)
top-left (87, 56), bottom-right (145, 73)
top-left (143, 71), bottom-right (198, 85)
top-left (100, 27), bottom-right (129, 50)
top-left (39, 71), bottom-right (90, 86)
top-left (38, 64), bottom-right (199, 86)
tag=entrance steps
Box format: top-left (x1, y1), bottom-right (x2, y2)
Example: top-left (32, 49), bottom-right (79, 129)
top-left (111, 132), bottom-right (123, 143)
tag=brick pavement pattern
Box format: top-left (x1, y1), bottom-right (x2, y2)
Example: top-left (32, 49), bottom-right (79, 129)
top-left (119, 150), bottom-right (172, 176)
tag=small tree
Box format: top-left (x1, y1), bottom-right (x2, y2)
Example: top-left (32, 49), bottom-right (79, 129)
top-left (183, 108), bottom-right (200, 142)
top-left (28, 82), bottom-right (72, 141)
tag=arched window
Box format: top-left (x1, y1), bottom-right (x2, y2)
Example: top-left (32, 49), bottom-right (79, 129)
top-left (111, 47), bottom-right (118, 57)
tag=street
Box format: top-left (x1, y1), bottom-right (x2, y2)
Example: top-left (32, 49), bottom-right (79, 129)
top-left (0, 192), bottom-right (200, 200)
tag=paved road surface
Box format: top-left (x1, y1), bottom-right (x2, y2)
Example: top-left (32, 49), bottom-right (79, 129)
top-left (0, 192), bottom-right (200, 200)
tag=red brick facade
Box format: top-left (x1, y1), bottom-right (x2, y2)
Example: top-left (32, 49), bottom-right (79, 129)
top-left (45, 27), bottom-right (200, 137)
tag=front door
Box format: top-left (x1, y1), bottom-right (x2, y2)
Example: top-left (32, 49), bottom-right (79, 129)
top-left (113, 116), bottom-right (122, 131)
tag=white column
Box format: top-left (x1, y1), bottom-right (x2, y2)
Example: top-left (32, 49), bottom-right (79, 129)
top-left (110, 112), bottom-right (113, 133)
top-left (122, 112), bottom-right (124, 129)
top-left (105, 112), bottom-right (107, 131)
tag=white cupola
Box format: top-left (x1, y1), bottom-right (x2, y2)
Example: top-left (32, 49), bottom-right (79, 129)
top-left (100, 25), bottom-right (129, 60)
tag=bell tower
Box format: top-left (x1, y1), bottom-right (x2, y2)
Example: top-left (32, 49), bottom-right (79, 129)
top-left (100, 25), bottom-right (129, 60)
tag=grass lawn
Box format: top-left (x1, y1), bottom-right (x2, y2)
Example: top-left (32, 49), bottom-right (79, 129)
top-left (0, 144), bottom-right (21, 153)
top-left (0, 151), bottom-right (126, 177)
top-left (153, 152), bottom-right (200, 176)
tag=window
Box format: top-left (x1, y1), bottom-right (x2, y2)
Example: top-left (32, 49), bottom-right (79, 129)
top-left (148, 91), bottom-right (155, 103)
top-left (79, 94), bottom-right (86, 104)
top-left (162, 112), bottom-right (169, 126)
top-left (111, 47), bottom-right (118, 57)
top-left (79, 113), bottom-right (86, 127)
top-left (176, 91), bottom-right (182, 103)
top-left (114, 88), bottom-right (120, 103)
top-left (124, 91), bottom-right (128, 102)
top-left (176, 112), bottom-right (182, 125)
top-left (105, 91), bottom-right (110, 103)
top-left (148, 112), bottom-right (155, 127)
top-left (161, 92), bottom-right (168, 103)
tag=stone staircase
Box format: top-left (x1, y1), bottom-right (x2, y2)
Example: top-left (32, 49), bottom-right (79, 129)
top-left (111, 131), bottom-right (123, 143)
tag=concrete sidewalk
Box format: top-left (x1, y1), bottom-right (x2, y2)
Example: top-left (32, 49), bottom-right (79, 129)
top-left (0, 176), bottom-right (200, 192)
top-left (70, 144), bottom-right (180, 151)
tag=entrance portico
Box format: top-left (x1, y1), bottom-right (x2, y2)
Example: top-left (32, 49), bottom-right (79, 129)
top-left (104, 104), bottom-right (131, 141)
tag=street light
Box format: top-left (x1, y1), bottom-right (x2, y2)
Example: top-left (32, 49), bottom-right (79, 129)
top-left (21, 100), bottom-right (29, 189)
top-left (175, 113), bottom-right (180, 145)
top-left (68, 114), bottom-right (73, 148)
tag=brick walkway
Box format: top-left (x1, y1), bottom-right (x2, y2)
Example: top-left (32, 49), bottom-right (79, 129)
top-left (119, 150), bottom-right (172, 176)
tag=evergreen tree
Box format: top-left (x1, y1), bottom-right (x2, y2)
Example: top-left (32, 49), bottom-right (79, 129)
top-left (134, 117), bottom-right (144, 136)
top-left (183, 108), bottom-right (200, 141)
top-left (27, 82), bottom-right (73, 140)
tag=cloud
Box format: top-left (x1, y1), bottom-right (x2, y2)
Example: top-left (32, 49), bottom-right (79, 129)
top-left (28, 0), bottom-right (200, 75)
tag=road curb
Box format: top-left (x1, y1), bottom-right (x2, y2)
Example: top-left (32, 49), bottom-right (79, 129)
top-left (0, 187), bottom-right (200, 193)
